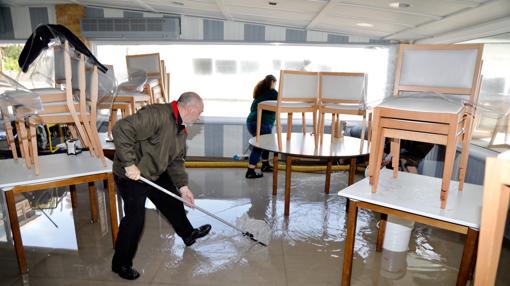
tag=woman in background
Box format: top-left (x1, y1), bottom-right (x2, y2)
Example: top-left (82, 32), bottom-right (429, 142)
top-left (245, 75), bottom-right (278, 179)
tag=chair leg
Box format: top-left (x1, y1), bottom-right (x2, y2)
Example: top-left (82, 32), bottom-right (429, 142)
top-left (28, 120), bottom-right (40, 175)
top-left (458, 114), bottom-right (474, 191)
top-left (276, 111), bottom-right (283, 150)
top-left (368, 109), bottom-right (384, 184)
top-left (16, 120), bottom-right (32, 169)
top-left (107, 110), bottom-right (116, 141)
top-left (372, 131), bottom-right (386, 193)
top-left (287, 113), bottom-right (293, 141)
top-left (360, 112), bottom-right (367, 153)
top-left (256, 105), bottom-right (263, 143)
top-left (368, 109), bottom-right (381, 183)
top-left (331, 113), bottom-right (337, 138)
top-left (4, 121), bottom-right (18, 160)
top-left (441, 127), bottom-right (458, 209)
top-left (391, 138), bottom-right (400, 178)
top-left (301, 112), bottom-right (306, 134)
top-left (319, 112), bottom-right (325, 145)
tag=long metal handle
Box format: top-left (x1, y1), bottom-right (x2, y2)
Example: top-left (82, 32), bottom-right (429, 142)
top-left (139, 176), bottom-right (246, 234)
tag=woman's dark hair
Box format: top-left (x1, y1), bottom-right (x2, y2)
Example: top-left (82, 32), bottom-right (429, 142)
top-left (253, 74), bottom-right (277, 99)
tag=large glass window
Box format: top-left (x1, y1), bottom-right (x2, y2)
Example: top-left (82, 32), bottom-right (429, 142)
top-left (94, 43), bottom-right (394, 118)
top-left (470, 44), bottom-right (510, 152)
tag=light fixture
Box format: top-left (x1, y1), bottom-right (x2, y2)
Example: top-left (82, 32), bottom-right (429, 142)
top-left (268, 1), bottom-right (277, 6)
top-left (356, 23), bottom-right (373, 28)
top-left (389, 2), bottom-right (411, 8)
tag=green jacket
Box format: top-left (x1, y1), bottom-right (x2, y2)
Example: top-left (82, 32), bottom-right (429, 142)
top-left (246, 89), bottom-right (278, 126)
top-left (112, 103), bottom-right (188, 188)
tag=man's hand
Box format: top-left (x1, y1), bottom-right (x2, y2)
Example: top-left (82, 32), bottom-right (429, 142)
top-left (125, 164), bottom-right (141, 180)
top-left (179, 186), bottom-right (195, 208)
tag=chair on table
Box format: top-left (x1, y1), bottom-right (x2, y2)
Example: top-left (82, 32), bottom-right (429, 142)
top-left (256, 70), bottom-right (319, 149)
top-left (317, 72), bottom-right (368, 147)
top-left (16, 41), bottom-right (107, 174)
top-left (126, 53), bottom-right (167, 103)
top-left (368, 44), bottom-right (484, 209)
top-left (103, 67), bottom-right (151, 140)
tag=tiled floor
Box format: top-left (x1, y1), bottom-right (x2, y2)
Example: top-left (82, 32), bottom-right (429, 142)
top-left (1, 168), bottom-right (509, 285)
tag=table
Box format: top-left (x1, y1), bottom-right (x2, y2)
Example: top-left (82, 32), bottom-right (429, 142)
top-left (249, 133), bottom-right (369, 216)
top-left (0, 153), bottom-right (118, 274)
top-left (338, 168), bottom-right (481, 286)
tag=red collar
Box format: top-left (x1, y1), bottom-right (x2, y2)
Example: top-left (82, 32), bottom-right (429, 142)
top-left (171, 101), bottom-right (187, 134)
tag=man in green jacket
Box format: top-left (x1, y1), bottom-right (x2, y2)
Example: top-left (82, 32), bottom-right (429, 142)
top-left (111, 92), bottom-right (211, 280)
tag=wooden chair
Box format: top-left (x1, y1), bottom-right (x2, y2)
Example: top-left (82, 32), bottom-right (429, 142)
top-left (0, 106), bottom-right (18, 160)
top-left (256, 70), bottom-right (319, 149)
top-left (474, 151), bottom-right (510, 286)
top-left (368, 44), bottom-right (484, 209)
top-left (316, 72), bottom-right (367, 146)
top-left (16, 41), bottom-right (107, 174)
top-left (126, 53), bottom-right (167, 103)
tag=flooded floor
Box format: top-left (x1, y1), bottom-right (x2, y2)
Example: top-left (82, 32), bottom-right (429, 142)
top-left (0, 168), bottom-right (509, 285)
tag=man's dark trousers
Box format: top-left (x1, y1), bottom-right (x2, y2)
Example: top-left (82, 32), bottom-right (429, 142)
top-left (112, 172), bottom-right (194, 268)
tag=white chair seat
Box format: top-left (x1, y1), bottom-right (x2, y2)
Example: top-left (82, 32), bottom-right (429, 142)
top-left (260, 100), bottom-right (315, 108)
top-left (321, 103), bottom-right (364, 111)
top-left (377, 96), bottom-right (463, 114)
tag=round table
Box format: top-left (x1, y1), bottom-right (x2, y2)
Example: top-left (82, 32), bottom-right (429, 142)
top-left (249, 132), bottom-right (369, 216)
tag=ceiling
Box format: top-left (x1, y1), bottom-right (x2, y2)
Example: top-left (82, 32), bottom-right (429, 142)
top-left (4, 0), bottom-right (510, 42)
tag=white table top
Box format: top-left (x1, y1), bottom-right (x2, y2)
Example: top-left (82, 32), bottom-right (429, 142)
top-left (249, 133), bottom-right (369, 158)
top-left (338, 169), bottom-right (482, 229)
top-left (0, 153), bottom-right (112, 191)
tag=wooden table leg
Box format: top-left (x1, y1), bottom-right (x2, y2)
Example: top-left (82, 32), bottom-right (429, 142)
top-left (5, 190), bottom-right (27, 273)
top-left (376, 213), bottom-right (387, 252)
top-left (107, 173), bottom-right (119, 247)
top-left (342, 199), bottom-right (358, 286)
top-left (69, 184), bottom-right (77, 209)
top-left (273, 152), bottom-right (278, 196)
top-left (284, 155), bottom-right (292, 216)
top-left (325, 159), bottom-right (332, 194)
top-left (348, 157), bottom-right (357, 186)
top-left (457, 228), bottom-right (478, 286)
top-left (88, 182), bottom-right (98, 223)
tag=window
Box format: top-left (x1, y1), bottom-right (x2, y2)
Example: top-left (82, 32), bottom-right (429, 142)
top-left (93, 43), bottom-right (394, 118)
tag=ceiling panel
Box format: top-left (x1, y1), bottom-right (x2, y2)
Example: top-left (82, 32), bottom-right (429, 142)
top-left (4, 0), bottom-right (509, 42)
top-left (386, 0), bottom-right (510, 40)
top-left (335, 0), bottom-right (486, 17)
top-left (326, 6), bottom-right (433, 27)
top-left (319, 16), bottom-right (411, 34)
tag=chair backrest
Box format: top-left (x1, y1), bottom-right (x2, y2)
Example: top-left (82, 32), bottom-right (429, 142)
top-left (126, 53), bottom-right (161, 78)
top-left (319, 72), bottom-right (366, 104)
top-left (394, 44), bottom-right (484, 101)
top-left (278, 70), bottom-right (319, 102)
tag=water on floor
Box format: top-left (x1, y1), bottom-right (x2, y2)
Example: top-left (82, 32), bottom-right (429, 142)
top-left (0, 168), bottom-right (509, 285)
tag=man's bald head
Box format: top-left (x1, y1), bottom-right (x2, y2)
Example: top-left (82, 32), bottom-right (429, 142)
top-left (177, 92), bottom-right (204, 125)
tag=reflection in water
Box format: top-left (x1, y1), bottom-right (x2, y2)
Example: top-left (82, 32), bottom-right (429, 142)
top-left (2, 168), bottom-right (506, 285)
top-left (18, 188), bottom-right (78, 250)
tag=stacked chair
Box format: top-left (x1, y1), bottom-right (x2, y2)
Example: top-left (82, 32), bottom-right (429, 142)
top-left (126, 53), bottom-right (168, 104)
top-left (368, 44), bottom-right (484, 209)
top-left (0, 24), bottom-right (112, 175)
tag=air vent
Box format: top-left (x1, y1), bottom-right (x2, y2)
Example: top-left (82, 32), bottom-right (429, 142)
top-left (81, 17), bottom-right (180, 39)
